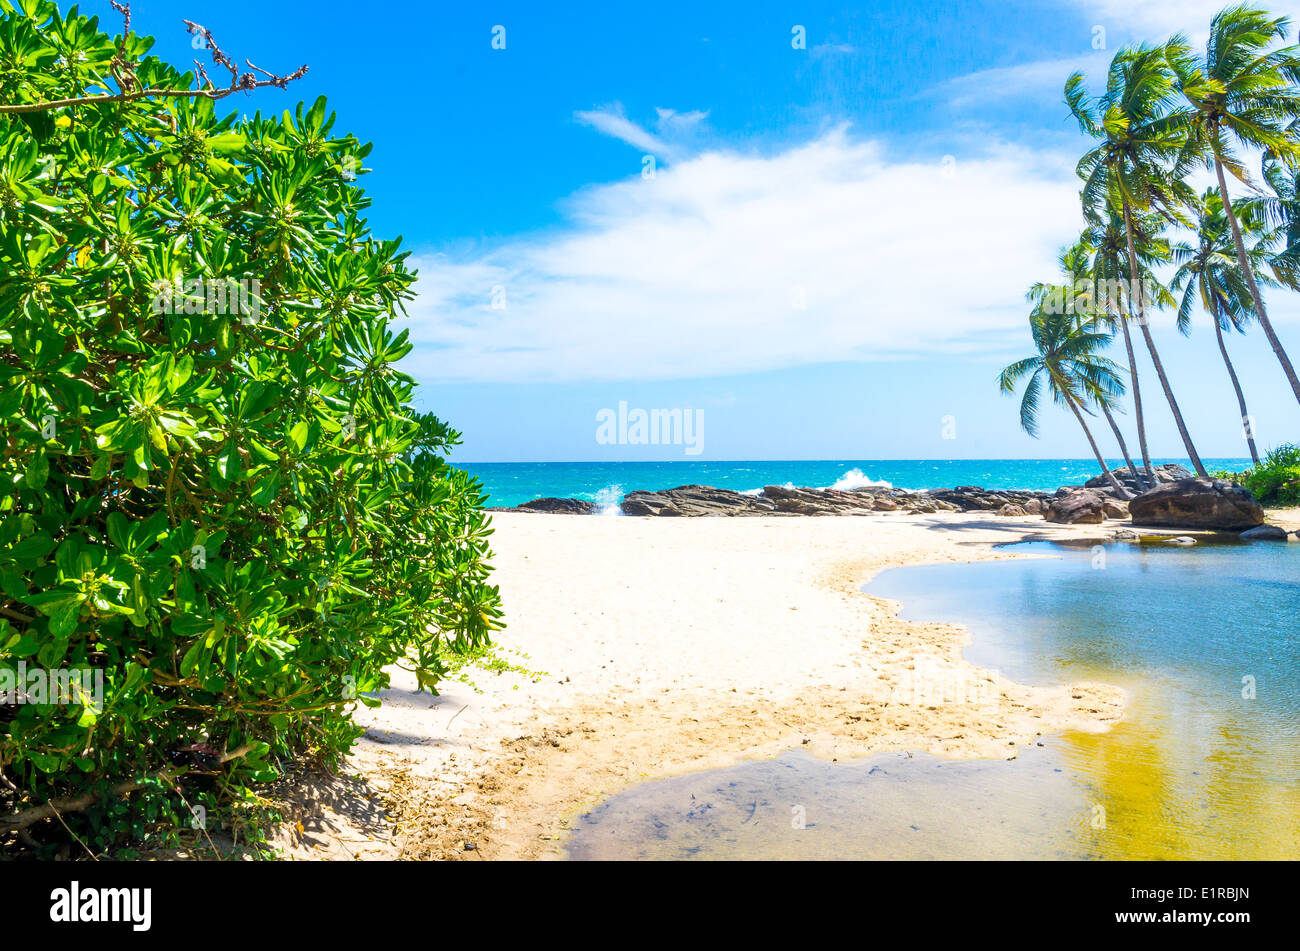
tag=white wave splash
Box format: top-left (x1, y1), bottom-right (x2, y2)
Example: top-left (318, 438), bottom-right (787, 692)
top-left (827, 468), bottom-right (892, 491)
top-left (593, 484), bottom-right (624, 516)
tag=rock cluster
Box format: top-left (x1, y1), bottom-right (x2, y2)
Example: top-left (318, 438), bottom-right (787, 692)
top-left (490, 470), bottom-right (1281, 535)
top-left (1077, 463), bottom-right (1193, 497)
top-left (500, 483), bottom-right (1056, 518)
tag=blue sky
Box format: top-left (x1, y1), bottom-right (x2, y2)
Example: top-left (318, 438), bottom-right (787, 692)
top-left (115, 0), bottom-right (1300, 461)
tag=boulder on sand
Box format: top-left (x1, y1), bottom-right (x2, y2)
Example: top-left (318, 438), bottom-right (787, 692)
top-left (1045, 489), bottom-right (1107, 524)
top-left (620, 485), bottom-right (771, 517)
top-left (498, 497), bottom-right (597, 514)
top-left (1240, 524), bottom-right (1289, 541)
top-left (998, 503), bottom-right (1027, 517)
top-left (1101, 498), bottom-right (1129, 520)
top-left (1128, 478), bottom-right (1264, 530)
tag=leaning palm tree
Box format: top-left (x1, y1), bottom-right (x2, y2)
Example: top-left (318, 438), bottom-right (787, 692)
top-left (1171, 189), bottom-right (1280, 464)
top-left (1027, 242), bottom-right (1144, 485)
top-left (1081, 210), bottom-right (1187, 487)
top-left (1000, 309), bottom-right (1132, 499)
top-left (1067, 45), bottom-right (1210, 477)
top-left (1167, 4), bottom-right (1300, 406)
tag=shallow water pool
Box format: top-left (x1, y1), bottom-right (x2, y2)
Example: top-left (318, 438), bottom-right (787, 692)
top-left (566, 539), bottom-right (1300, 860)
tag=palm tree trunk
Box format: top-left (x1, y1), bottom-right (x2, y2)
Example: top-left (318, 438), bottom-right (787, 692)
top-left (1122, 203), bottom-right (1209, 477)
top-left (1215, 157), bottom-right (1300, 406)
top-left (1211, 304), bottom-right (1261, 466)
top-left (1099, 402), bottom-right (1142, 489)
top-left (1118, 314), bottom-right (1157, 489)
top-left (1064, 390), bottom-right (1130, 499)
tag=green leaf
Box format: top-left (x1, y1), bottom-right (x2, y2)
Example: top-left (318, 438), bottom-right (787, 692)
top-left (23, 449), bottom-right (49, 489)
top-left (6, 533), bottom-right (54, 561)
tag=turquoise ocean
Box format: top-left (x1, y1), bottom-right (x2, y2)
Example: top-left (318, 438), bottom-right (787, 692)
top-left (456, 458), bottom-right (1251, 510)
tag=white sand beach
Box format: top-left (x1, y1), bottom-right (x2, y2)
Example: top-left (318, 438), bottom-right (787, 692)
top-left (270, 508), bottom-right (1221, 860)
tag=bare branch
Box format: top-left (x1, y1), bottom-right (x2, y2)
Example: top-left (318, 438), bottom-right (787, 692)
top-left (0, 605), bottom-right (33, 625)
top-left (110, 0), bottom-right (132, 39)
top-left (0, 13), bottom-right (307, 115)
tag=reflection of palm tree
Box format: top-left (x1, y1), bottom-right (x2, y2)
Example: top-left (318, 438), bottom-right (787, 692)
top-left (1000, 309), bottom-right (1131, 499)
top-left (1171, 189), bottom-right (1279, 464)
top-left (1168, 5), bottom-right (1300, 406)
top-left (1069, 46), bottom-right (1209, 476)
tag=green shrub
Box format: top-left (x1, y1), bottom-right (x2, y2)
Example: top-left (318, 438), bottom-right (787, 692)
top-left (1219, 444), bottom-right (1300, 507)
top-left (0, 1), bottom-right (501, 854)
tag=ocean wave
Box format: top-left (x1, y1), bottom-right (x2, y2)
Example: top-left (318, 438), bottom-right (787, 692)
top-left (593, 484), bottom-right (623, 516)
top-left (827, 468), bottom-right (892, 491)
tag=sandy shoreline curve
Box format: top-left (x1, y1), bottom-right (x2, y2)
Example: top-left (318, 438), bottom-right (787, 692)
top-left (273, 510), bottom-right (1180, 859)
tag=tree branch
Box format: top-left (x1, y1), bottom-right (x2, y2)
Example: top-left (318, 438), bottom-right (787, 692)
top-left (0, 6), bottom-right (307, 115)
top-left (0, 744), bottom-right (253, 833)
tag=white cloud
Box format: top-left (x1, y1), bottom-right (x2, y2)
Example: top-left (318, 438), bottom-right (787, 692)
top-left (936, 3), bottom-right (1300, 114)
top-left (398, 130), bottom-right (1082, 384)
top-left (1072, 0), bottom-right (1300, 43)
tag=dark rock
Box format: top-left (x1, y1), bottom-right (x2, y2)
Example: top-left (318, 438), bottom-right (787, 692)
top-left (763, 484), bottom-right (878, 515)
top-left (512, 497), bottom-right (598, 515)
top-left (924, 487), bottom-right (1051, 512)
top-left (621, 485), bottom-right (775, 517)
top-left (1129, 478), bottom-right (1265, 530)
top-left (1045, 490), bottom-right (1107, 524)
top-left (1240, 525), bottom-right (1289, 541)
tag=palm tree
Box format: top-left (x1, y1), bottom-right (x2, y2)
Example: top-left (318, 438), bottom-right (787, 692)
top-left (1171, 189), bottom-right (1280, 464)
top-left (1078, 214), bottom-right (1170, 489)
top-left (1259, 132), bottom-right (1300, 284)
top-left (1027, 242), bottom-right (1144, 485)
top-left (1068, 45), bottom-right (1210, 477)
top-left (1167, 4), bottom-right (1300, 406)
top-left (1000, 309), bottom-right (1132, 499)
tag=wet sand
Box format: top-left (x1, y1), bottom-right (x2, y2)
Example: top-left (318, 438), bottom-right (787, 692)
top-left (274, 509), bottom-right (1173, 858)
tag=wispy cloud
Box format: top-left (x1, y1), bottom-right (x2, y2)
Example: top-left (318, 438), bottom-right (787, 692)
top-left (574, 104), bottom-right (675, 158)
top-left (933, 52), bottom-right (1109, 108)
top-left (399, 129), bottom-right (1081, 385)
top-left (574, 104), bottom-right (711, 163)
top-left (811, 42), bottom-right (857, 57)
top-left (1071, 0), bottom-right (1300, 44)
